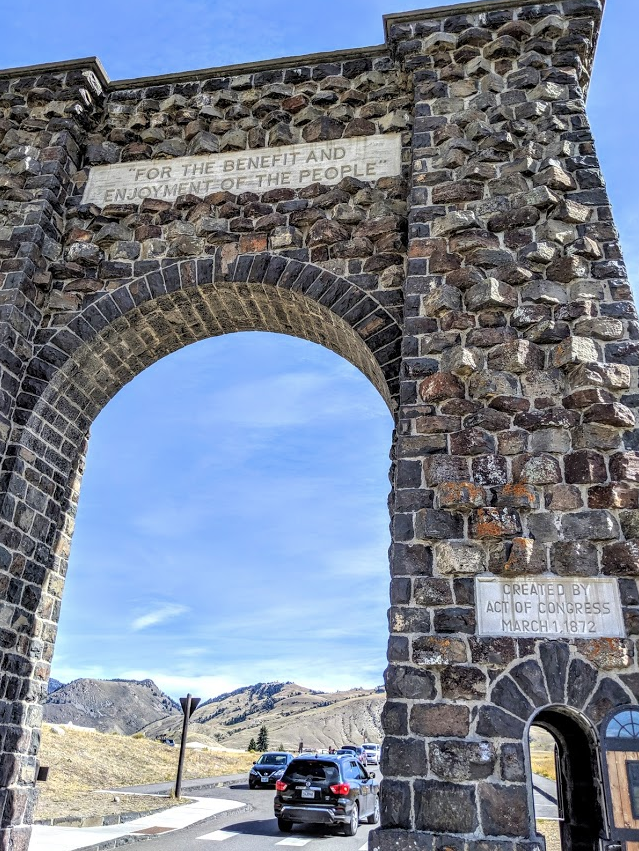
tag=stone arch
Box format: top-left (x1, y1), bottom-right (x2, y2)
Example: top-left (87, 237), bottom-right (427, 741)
top-left (0, 252), bottom-right (403, 849)
top-left (530, 705), bottom-right (605, 851)
top-left (484, 647), bottom-right (634, 735)
top-left (1, 253), bottom-right (402, 699)
top-left (23, 252), bottom-right (402, 431)
top-left (477, 650), bottom-right (631, 849)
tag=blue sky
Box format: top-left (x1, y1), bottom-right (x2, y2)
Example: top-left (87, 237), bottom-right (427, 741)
top-left (53, 335), bottom-right (393, 697)
top-left (2, 0), bottom-right (637, 699)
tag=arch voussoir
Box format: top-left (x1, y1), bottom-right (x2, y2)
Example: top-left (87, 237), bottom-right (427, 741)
top-left (509, 659), bottom-right (549, 708)
top-left (32, 254), bottom-right (402, 428)
top-left (566, 657), bottom-right (599, 710)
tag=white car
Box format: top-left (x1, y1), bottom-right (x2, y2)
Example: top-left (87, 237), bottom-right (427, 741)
top-left (362, 743), bottom-right (381, 765)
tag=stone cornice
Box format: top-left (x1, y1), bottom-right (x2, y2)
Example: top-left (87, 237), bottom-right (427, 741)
top-left (0, 56), bottom-right (110, 87)
top-left (384, 0), bottom-right (605, 35)
top-left (0, 45), bottom-right (388, 91)
top-left (384, 0), bottom-right (606, 82)
top-left (109, 45), bottom-right (388, 90)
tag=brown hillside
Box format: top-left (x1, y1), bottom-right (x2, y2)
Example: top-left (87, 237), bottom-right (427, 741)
top-left (43, 678), bottom-right (180, 734)
top-left (141, 681), bottom-right (384, 749)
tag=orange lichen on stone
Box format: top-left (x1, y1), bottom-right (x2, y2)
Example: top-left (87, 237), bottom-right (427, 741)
top-left (239, 233), bottom-right (268, 253)
top-left (471, 507), bottom-right (521, 539)
top-left (501, 537), bottom-right (546, 575)
top-left (576, 638), bottom-right (632, 670)
top-left (500, 483), bottom-right (537, 508)
top-left (439, 481), bottom-right (485, 509)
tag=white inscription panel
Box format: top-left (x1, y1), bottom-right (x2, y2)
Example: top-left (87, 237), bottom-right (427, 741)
top-left (475, 577), bottom-right (625, 638)
top-left (82, 134), bottom-right (402, 207)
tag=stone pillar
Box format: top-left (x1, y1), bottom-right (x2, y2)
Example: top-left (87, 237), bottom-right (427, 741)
top-left (0, 61), bottom-right (104, 456)
top-left (378, 0), bottom-right (638, 848)
top-left (0, 62), bottom-right (101, 851)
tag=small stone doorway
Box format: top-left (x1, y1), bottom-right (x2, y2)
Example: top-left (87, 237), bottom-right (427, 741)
top-left (530, 709), bottom-right (605, 851)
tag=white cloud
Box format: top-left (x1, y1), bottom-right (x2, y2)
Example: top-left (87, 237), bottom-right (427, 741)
top-left (51, 663), bottom-right (109, 683)
top-left (194, 370), bottom-right (387, 431)
top-left (125, 661), bottom-right (384, 701)
top-left (325, 535), bottom-right (391, 579)
top-left (50, 660), bottom-right (386, 701)
top-left (131, 604), bottom-right (190, 632)
top-left (120, 670), bottom-right (244, 701)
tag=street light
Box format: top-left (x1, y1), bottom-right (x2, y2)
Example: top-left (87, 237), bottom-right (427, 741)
top-left (174, 693), bottom-right (201, 799)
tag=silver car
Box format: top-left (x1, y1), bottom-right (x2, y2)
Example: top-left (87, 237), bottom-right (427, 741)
top-left (362, 743), bottom-right (380, 765)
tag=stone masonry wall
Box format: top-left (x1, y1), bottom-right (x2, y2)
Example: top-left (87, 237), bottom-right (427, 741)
top-left (0, 1), bottom-right (638, 850)
top-left (0, 50), bottom-right (413, 414)
top-left (0, 43), bottom-right (415, 851)
top-left (379, 0), bottom-right (639, 849)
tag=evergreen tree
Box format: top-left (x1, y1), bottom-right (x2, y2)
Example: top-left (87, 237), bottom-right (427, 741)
top-left (257, 725), bottom-right (269, 751)
top-left (247, 737), bottom-right (257, 751)
top-left (278, 743), bottom-right (284, 751)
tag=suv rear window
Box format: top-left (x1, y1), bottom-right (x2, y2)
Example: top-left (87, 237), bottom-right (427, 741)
top-left (283, 759), bottom-right (339, 783)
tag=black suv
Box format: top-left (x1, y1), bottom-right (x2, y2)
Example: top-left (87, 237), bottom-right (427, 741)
top-left (273, 753), bottom-right (380, 835)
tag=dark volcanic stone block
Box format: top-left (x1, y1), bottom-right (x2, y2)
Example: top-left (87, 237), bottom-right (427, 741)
top-left (479, 783), bottom-right (529, 836)
top-left (415, 780), bottom-right (478, 833)
top-left (381, 736), bottom-right (428, 777)
top-left (476, 706), bottom-right (525, 739)
top-left (410, 704), bottom-right (470, 737)
top-left (509, 660), bottom-right (548, 707)
top-left (500, 743), bottom-right (526, 782)
top-left (490, 676), bottom-right (534, 720)
top-left (380, 779), bottom-right (412, 829)
top-left (566, 658), bottom-right (598, 709)
top-left (586, 678), bottom-right (632, 724)
top-left (385, 665), bottom-right (437, 701)
top-left (441, 665), bottom-right (487, 700)
top-left (540, 641), bottom-right (570, 703)
top-left (381, 701), bottom-right (408, 736)
top-left (429, 740), bottom-right (496, 781)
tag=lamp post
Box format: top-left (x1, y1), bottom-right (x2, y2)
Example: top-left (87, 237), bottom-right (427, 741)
top-left (174, 693), bottom-right (200, 799)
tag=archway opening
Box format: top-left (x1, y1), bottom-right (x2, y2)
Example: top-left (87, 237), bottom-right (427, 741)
top-left (34, 328), bottom-right (395, 824)
top-left (1, 263), bottom-right (400, 832)
top-left (529, 709), bottom-right (605, 851)
top-left (49, 330), bottom-right (394, 699)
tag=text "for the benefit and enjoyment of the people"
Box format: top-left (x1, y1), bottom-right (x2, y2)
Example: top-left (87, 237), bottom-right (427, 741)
top-left (82, 134), bottom-right (402, 206)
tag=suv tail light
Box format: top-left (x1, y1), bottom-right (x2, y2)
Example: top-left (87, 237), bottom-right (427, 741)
top-left (275, 780), bottom-right (288, 791)
top-left (330, 782), bottom-right (350, 796)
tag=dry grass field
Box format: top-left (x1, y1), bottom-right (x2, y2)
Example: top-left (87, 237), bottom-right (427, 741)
top-left (35, 725), bottom-right (255, 822)
top-left (530, 750), bottom-right (556, 781)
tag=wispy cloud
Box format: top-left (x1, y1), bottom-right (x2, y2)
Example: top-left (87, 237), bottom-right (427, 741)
top-left (131, 604), bottom-right (190, 632)
top-left (120, 670), bottom-right (244, 701)
top-left (193, 369), bottom-right (388, 432)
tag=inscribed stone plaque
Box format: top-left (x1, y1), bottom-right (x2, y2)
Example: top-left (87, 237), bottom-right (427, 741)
top-left (475, 577), bottom-right (625, 638)
top-left (82, 134), bottom-right (402, 207)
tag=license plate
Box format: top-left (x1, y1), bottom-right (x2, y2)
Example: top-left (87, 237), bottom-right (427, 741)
top-left (261, 776), bottom-right (269, 782)
top-left (301, 789), bottom-right (315, 799)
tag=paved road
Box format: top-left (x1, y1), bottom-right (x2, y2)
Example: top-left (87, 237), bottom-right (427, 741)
top-left (532, 772), bottom-right (559, 820)
top-left (141, 780), bottom-right (378, 851)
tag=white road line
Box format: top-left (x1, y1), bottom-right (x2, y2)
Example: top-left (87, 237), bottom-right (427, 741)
top-left (275, 839), bottom-right (312, 847)
top-left (198, 830), bottom-right (240, 841)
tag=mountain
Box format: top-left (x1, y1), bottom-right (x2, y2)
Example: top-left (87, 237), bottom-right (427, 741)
top-left (42, 678), bottom-right (181, 734)
top-left (141, 681), bottom-right (384, 750)
top-left (47, 678), bottom-right (65, 695)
